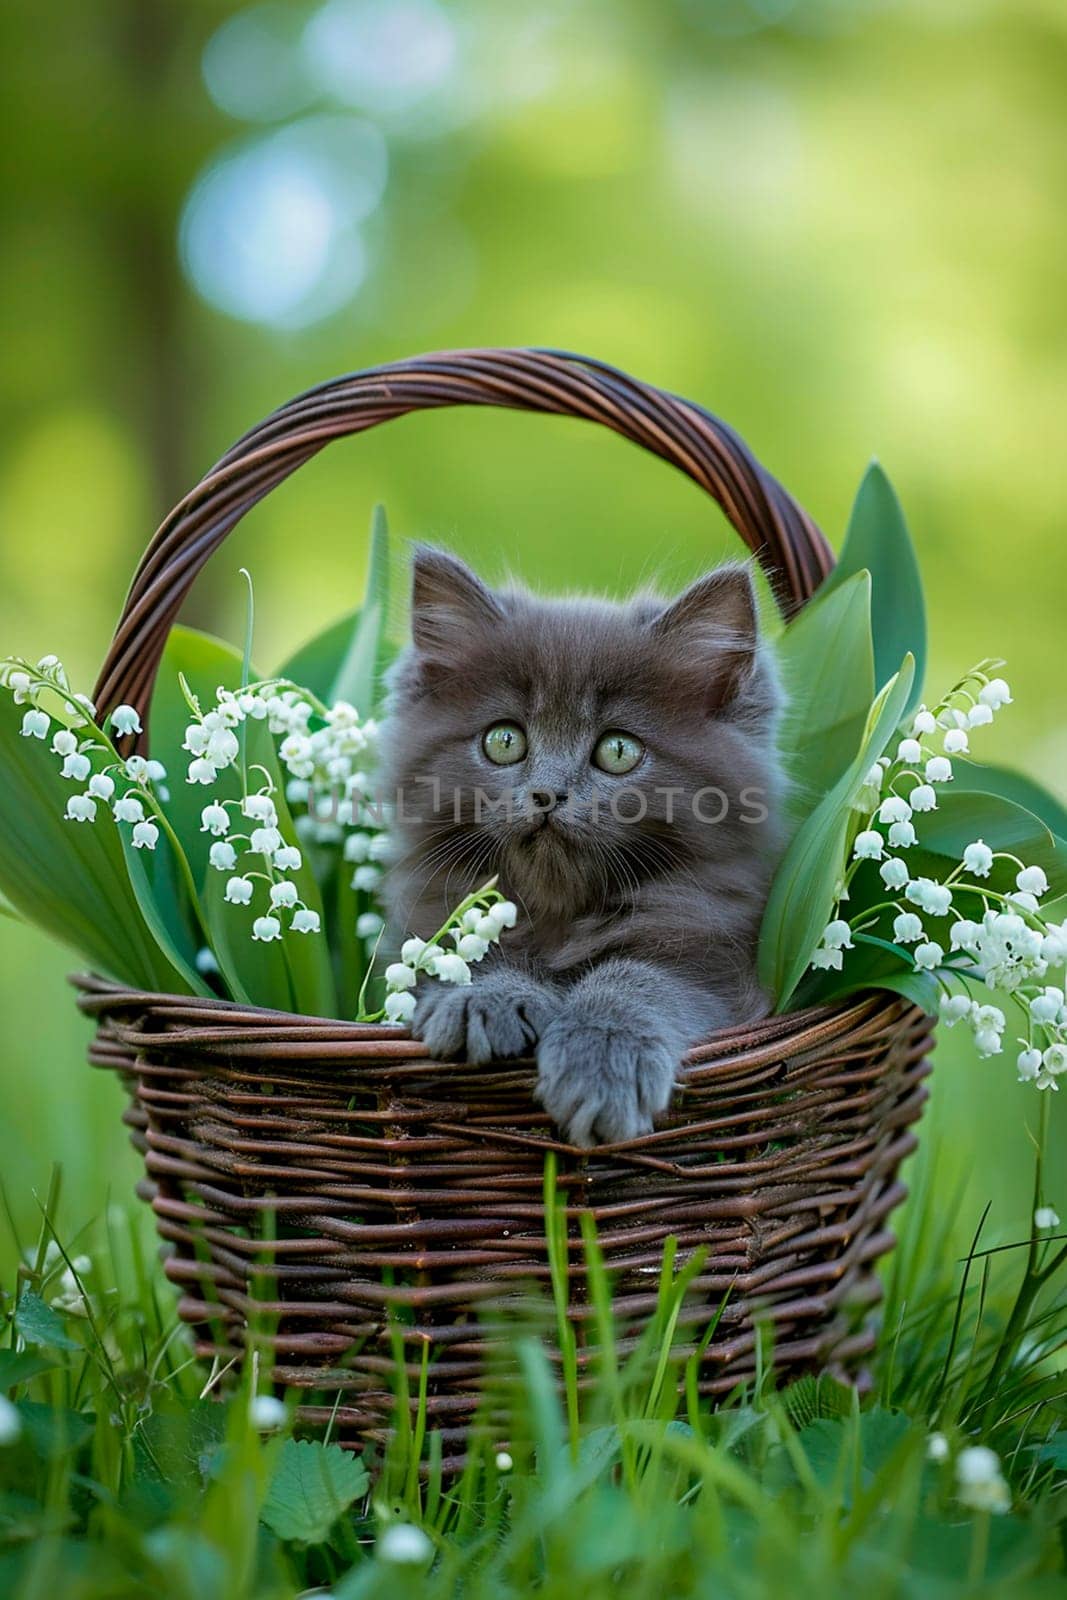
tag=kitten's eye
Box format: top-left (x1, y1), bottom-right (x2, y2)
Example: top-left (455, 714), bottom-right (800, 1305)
top-left (482, 722), bottom-right (528, 765)
top-left (593, 731), bottom-right (644, 775)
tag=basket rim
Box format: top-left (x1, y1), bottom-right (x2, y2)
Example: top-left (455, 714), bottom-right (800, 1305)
top-left (71, 969), bottom-right (929, 1059)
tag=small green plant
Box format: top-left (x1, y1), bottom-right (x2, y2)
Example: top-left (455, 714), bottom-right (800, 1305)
top-left (2, 1159), bottom-right (1067, 1597)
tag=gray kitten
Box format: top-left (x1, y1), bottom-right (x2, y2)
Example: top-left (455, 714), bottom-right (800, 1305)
top-left (378, 547), bottom-right (783, 1146)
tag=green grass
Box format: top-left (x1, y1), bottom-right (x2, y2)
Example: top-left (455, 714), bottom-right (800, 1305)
top-left (2, 1156), bottom-right (1067, 1600)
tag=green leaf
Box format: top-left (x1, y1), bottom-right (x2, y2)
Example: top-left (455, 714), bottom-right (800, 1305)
top-left (775, 570), bottom-right (875, 808)
top-left (148, 626), bottom-right (247, 890)
top-left (277, 504), bottom-right (395, 715)
top-left (118, 832), bottom-right (213, 998)
top-left (954, 758), bottom-right (1067, 843)
top-left (149, 628), bottom-right (337, 1016)
top-left (818, 463), bottom-right (926, 711)
top-left (12, 1400), bottom-right (95, 1459)
top-left (758, 655), bottom-right (916, 1009)
top-left (905, 788), bottom-right (1067, 899)
top-left (330, 503), bottom-right (392, 712)
top-left (14, 1291), bottom-right (80, 1351)
top-left (0, 694), bottom-right (192, 991)
top-left (201, 719), bottom-right (336, 1016)
top-left (260, 1438), bottom-right (369, 1544)
top-left (796, 1408), bottom-right (911, 1499)
top-left (275, 508), bottom-right (394, 1016)
top-left (131, 1398), bottom-right (227, 1485)
top-left (278, 609), bottom-right (360, 704)
top-left (0, 1350), bottom-right (59, 1389)
top-left (795, 935), bottom-right (940, 1014)
top-left (798, 789), bottom-right (1067, 1010)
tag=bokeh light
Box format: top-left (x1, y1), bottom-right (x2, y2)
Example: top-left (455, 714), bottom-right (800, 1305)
top-left (302, 0), bottom-right (458, 114)
top-left (202, 2), bottom-right (317, 123)
top-left (179, 115), bottom-right (385, 327)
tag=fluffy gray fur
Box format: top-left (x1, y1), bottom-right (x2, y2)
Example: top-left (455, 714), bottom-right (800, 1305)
top-left (378, 547), bottom-right (784, 1146)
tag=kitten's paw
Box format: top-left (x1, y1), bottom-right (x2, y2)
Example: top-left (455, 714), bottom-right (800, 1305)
top-left (413, 976), bottom-right (554, 1063)
top-left (535, 1017), bottom-right (678, 1146)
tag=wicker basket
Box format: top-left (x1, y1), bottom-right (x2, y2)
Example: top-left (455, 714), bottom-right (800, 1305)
top-left (79, 348), bottom-right (933, 1454)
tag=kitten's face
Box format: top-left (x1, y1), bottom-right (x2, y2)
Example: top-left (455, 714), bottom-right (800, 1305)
top-left (382, 550), bottom-right (781, 919)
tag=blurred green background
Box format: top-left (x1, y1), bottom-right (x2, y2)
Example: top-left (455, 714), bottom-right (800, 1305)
top-left (2, 0), bottom-right (1065, 1275)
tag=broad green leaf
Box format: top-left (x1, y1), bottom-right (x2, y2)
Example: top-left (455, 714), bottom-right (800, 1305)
top-left (12, 1400), bottom-right (95, 1459)
top-left (148, 625), bottom-right (247, 888)
top-left (818, 463), bottom-right (926, 711)
top-left (277, 504), bottom-right (395, 716)
top-left (798, 789), bottom-right (1067, 1011)
top-left (0, 1349), bottom-right (59, 1389)
top-left (775, 570), bottom-right (875, 808)
top-left (903, 788), bottom-right (1067, 900)
top-left (131, 1398), bottom-right (227, 1484)
top-left (278, 608), bottom-right (359, 704)
top-left (149, 627), bottom-right (337, 1016)
top-left (794, 935), bottom-right (940, 1014)
top-left (334, 508), bottom-right (393, 1011)
top-left (260, 1438), bottom-right (369, 1544)
top-left (954, 758), bottom-right (1067, 843)
top-left (15, 1291), bottom-right (80, 1351)
top-left (0, 693), bottom-right (193, 991)
top-left (198, 720), bottom-right (337, 1016)
top-left (274, 508), bottom-right (395, 1015)
top-left (759, 655), bottom-right (916, 1009)
top-left (330, 502), bottom-right (392, 713)
top-left (335, 863), bottom-right (365, 1019)
top-left (796, 1409), bottom-right (912, 1499)
top-left (119, 833), bottom-right (213, 998)
top-left (146, 627), bottom-right (259, 1005)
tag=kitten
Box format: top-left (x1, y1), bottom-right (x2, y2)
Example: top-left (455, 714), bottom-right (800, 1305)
top-left (378, 547), bottom-right (784, 1146)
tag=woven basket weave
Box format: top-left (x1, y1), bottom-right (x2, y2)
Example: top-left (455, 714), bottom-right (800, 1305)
top-left (80, 348), bottom-right (933, 1453)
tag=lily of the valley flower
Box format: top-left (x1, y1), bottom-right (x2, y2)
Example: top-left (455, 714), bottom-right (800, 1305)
top-left (201, 802), bottom-right (230, 836)
top-left (385, 989), bottom-right (416, 1022)
top-left (65, 794), bottom-right (96, 822)
top-left (955, 1445), bottom-right (1010, 1515)
top-left (979, 677), bottom-right (1012, 709)
top-left (109, 705), bottom-right (142, 737)
top-left (112, 795), bottom-right (144, 825)
top-left (962, 840), bottom-right (994, 878)
top-left (909, 783), bottom-right (938, 812)
top-left (209, 841), bottom-right (237, 872)
top-left (893, 912), bottom-right (923, 944)
top-left (1017, 865), bottom-right (1049, 898)
top-left (61, 752), bottom-right (91, 783)
top-left (880, 857), bottom-right (910, 890)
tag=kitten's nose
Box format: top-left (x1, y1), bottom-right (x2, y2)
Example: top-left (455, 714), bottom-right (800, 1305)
top-left (529, 788), bottom-right (567, 813)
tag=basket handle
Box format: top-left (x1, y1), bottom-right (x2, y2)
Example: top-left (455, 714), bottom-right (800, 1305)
top-left (93, 347), bottom-right (834, 726)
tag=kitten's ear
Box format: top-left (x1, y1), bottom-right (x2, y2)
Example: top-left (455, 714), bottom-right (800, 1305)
top-left (652, 564), bottom-right (760, 713)
top-left (410, 546), bottom-right (502, 659)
